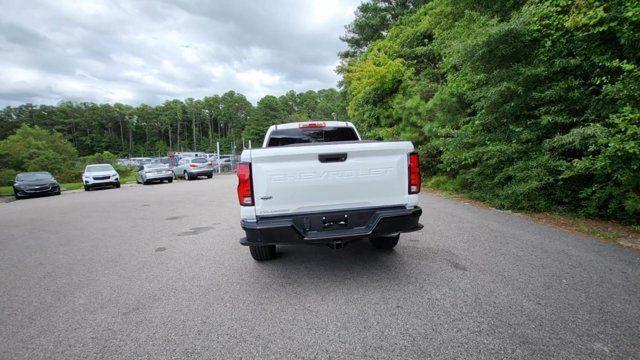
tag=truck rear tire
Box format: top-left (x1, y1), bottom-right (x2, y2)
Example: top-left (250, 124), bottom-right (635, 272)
top-left (249, 245), bottom-right (276, 261)
top-left (370, 235), bottom-right (399, 250)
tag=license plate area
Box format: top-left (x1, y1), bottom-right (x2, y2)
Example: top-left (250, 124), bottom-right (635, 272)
top-left (301, 213), bottom-right (355, 234)
top-left (322, 214), bottom-right (349, 229)
top-left (288, 208), bottom-right (392, 234)
top-left (26, 187), bottom-right (49, 193)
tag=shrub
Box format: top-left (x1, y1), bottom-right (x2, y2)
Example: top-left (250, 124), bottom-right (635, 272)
top-left (0, 125), bottom-right (78, 183)
top-left (0, 168), bottom-right (17, 186)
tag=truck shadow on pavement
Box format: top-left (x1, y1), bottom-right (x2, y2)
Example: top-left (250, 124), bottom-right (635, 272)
top-left (245, 240), bottom-right (469, 291)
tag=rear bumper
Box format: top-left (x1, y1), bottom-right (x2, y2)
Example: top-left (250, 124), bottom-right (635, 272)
top-left (240, 206), bottom-right (422, 246)
top-left (144, 172), bottom-right (173, 181)
top-left (188, 169), bottom-right (213, 176)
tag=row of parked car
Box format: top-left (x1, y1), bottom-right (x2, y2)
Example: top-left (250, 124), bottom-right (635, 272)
top-left (118, 153), bottom-right (236, 171)
top-left (12, 155), bottom-right (229, 200)
top-left (134, 157), bottom-right (217, 184)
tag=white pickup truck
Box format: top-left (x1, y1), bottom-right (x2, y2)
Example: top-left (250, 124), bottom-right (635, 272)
top-left (237, 121), bottom-right (422, 261)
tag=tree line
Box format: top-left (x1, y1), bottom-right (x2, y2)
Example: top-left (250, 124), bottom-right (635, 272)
top-left (339, 0), bottom-right (639, 224)
top-left (0, 88), bottom-right (348, 157)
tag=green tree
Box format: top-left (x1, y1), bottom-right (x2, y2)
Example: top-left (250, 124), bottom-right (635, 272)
top-left (243, 95), bottom-right (285, 146)
top-left (339, 0), bottom-right (430, 64)
top-left (219, 91), bottom-right (253, 152)
top-left (343, 0), bottom-right (640, 224)
top-left (0, 125), bottom-right (78, 183)
top-left (0, 88), bottom-right (348, 156)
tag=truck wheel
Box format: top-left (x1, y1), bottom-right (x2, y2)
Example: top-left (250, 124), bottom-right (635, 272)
top-left (168, 178), bottom-right (173, 183)
top-left (370, 235), bottom-right (399, 250)
top-left (84, 186), bottom-right (90, 191)
top-left (184, 171), bottom-right (190, 180)
top-left (249, 245), bottom-right (276, 261)
top-left (207, 174), bottom-right (213, 179)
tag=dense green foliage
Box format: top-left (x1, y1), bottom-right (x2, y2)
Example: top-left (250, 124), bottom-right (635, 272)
top-left (0, 125), bottom-right (135, 184)
top-left (339, 0), bottom-right (430, 62)
top-left (343, 0), bottom-right (640, 224)
top-left (0, 125), bottom-right (78, 184)
top-left (0, 89), bottom-right (347, 157)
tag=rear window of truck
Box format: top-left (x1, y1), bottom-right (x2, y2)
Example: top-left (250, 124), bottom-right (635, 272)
top-left (267, 127), bottom-right (359, 147)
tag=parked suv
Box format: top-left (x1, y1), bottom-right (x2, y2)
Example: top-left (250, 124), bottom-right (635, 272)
top-left (83, 164), bottom-right (120, 190)
top-left (172, 157), bottom-right (214, 180)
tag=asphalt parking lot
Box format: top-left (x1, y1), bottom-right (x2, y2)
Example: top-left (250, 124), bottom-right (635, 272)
top-left (0, 174), bottom-right (639, 359)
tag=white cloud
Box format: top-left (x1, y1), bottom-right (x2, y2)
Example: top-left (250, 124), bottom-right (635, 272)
top-left (0, 0), bottom-right (361, 106)
top-left (236, 69), bottom-right (282, 100)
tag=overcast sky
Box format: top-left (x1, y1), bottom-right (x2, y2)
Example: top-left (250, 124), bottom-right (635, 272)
top-left (0, 0), bottom-right (360, 106)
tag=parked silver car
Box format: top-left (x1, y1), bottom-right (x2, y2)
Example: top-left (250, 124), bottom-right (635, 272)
top-left (136, 163), bottom-right (174, 184)
top-left (172, 157), bottom-right (214, 180)
top-left (83, 164), bottom-right (120, 191)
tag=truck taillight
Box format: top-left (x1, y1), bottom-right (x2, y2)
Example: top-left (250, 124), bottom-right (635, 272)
top-left (299, 122), bottom-right (325, 129)
top-left (408, 152), bottom-right (421, 194)
top-left (237, 163), bottom-right (254, 206)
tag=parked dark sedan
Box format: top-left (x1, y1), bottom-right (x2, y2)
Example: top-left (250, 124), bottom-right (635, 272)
top-left (13, 172), bottom-right (61, 199)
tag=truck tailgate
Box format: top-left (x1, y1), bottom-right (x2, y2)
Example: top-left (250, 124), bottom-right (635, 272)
top-left (249, 141), bottom-right (414, 216)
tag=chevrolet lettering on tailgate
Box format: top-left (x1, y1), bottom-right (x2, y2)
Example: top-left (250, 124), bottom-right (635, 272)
top-left (270, 167), bottom-right (393, 183)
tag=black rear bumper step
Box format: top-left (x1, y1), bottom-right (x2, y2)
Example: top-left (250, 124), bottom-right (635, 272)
top-left (240, 206), bottom-right (422, 246)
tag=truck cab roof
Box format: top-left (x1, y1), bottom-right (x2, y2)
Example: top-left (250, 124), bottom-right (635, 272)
top-left (269, 121), bottom-right (354, 130)
top-left (262, 121), bottom-right (361, 148)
